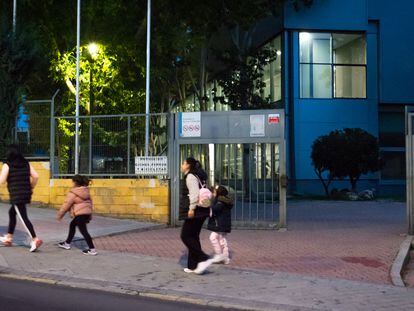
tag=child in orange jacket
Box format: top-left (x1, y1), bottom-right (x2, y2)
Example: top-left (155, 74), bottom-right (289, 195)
top-left (57, 175), bottom-right (97, 256)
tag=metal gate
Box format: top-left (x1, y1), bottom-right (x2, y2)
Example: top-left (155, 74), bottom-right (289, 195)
top-left (169, 110), bottom-right (287, 229)
top-left (405, 107), bottom-right (414, 235)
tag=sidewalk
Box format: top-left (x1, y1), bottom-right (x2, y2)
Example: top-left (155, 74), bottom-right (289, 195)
top-left (94, 200), bottom-right (406, 284)
top-left (0, 203), bottom-right (161, 245)
top-left (0, 200), bottom-right (412, 310)
top-left (1, 244), bottom-right (414, 311)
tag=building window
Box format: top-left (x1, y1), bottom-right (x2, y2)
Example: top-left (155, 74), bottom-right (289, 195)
top-left (381, 151), bottom-right (405, 180)
top-left (299, 32), bottom-right (366, 99)
top-left (379, 107), bottom-right (405, 181)
top-left (262, 35), bottom-right (282, 102)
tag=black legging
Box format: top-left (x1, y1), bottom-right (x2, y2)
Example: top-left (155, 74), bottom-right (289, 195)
top-left (180, 216), bottom-right (209, 270)
top-left (66, 215), bottom-right (95, 249)
top-left (8, 204), bottom-right (36, 238)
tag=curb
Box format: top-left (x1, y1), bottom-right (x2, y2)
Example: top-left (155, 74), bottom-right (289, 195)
top-left (0, 270), bottom-right (277, 311)
top-left (390, 235), bottom-right (413, 286)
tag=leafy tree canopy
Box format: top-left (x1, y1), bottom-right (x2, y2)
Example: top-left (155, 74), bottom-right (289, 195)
top-left (311, 128), bottom-right (382, 196)
top-left (1, 0), bottom-right (312, 113)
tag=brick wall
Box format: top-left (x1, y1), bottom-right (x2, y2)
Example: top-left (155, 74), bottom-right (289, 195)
top-left (0, 162), bottom-right (170, 223)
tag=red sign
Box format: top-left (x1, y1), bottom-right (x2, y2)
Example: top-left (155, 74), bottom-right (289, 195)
top-left (268, 114), bottom-right (280, 124)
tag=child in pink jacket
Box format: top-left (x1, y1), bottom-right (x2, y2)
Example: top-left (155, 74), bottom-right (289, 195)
top-left (57, 175), bottom-right (97, 256)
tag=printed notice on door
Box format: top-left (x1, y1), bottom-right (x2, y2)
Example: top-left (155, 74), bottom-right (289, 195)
top-left (250, 114), bottom-right (265, 137)
top-left (180, 112), bottom-right (201, 137)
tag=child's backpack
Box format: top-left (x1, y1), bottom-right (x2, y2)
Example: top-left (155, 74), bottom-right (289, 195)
top-left (197, 178), bottom-right (213, 207)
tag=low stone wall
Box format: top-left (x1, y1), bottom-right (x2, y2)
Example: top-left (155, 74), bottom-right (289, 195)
top-left (0, 162), bottom-right (169, 223)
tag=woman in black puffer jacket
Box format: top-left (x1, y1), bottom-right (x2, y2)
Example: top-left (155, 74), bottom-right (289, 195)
top-left (0, 145), bottom-right (43, 252)
top-left (208, 185), bottom-right (233, 265)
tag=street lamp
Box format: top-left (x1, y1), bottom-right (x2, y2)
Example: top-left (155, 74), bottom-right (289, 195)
top-left (88, 43), bottom-right (99, 60)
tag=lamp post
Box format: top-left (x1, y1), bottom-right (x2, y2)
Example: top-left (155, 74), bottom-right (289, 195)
top-left (12, 0), bottom-right (17, 35)
top-left (75, 0), bottom-right (81, 174)
top-left (144, 0), bottom-right (151, 156)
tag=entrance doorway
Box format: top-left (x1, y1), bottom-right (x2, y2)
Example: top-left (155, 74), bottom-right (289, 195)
top-left (170, 110), bottom-right (286, 228)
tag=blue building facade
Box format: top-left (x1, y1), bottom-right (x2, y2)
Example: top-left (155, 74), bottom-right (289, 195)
top-left (179, 0), bottom-right (414, 196)
top-left (282, 0), bottom-right (414, 196)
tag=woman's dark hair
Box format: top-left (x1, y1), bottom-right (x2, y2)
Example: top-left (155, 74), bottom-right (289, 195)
top-left (6, 144), bottom-right (27, 165)
top-left (215, 185), bottom-right (228, 197)
top-left (185, 157), bottom-right (198, 172)
top-left (185, 157), bottom-right (208, 181)
top-left (72, 175), bottom-right (91, 187)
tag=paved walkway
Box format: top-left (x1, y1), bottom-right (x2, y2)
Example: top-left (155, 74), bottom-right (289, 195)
top-left (0, 203), bottom-right (160, 245)
top-left (0, 200), bottom-right (411, 310)
top-left (93, 200), bottom-right (406, 284)
top-left (1, 245), bottom-right (414, 311)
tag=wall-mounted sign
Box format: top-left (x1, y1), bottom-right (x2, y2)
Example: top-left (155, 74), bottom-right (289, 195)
top-left (180, 112), bottom-right (201, 137)
top-left (135, 156), bottom-right (168, 176)
top-left (250, 114), bottom-right (265, 137)
top-left (268, 114), bottom-right (280, 124)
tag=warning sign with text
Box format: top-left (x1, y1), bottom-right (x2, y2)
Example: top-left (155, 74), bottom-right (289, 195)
top-left (180, 112), bottom-right (201, 137)
top-left (135, 156), bottom-right (168, 176)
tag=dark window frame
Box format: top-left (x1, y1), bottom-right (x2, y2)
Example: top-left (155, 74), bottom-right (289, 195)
top-left (379, 105), bottom-right (406, 183)
top-left (379, 148), bottom-right (406, 183)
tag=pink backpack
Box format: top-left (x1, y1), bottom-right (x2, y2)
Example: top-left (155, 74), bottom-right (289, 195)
top-left (197, 177), bottom-right (213, 208)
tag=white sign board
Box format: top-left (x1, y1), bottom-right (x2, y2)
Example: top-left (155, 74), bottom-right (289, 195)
top-left (135, 156), bottom-right (168, 176)
top-left (180, 112), bottom-right (201, 137)
top-left (250, 114), bottom-right (265, 137)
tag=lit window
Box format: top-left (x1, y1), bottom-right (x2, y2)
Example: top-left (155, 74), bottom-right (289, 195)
top-left (262, 36), bottom-right (282, 102)
top-left (300, 32), bottom-right (366, 99)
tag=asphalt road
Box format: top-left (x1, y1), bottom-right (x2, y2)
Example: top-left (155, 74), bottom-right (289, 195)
top-left (0, 277), bottom-right (228, 311)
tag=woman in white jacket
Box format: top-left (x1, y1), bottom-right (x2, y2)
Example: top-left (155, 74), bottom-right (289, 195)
top-left (179, 157), bottom-right (212, 274)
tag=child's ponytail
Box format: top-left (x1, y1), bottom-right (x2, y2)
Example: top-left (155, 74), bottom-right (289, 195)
top-left (72, 174), bottom-right (91, 187)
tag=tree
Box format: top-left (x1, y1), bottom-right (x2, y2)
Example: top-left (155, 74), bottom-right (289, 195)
top-left (311, 130), bottom-right (344, 197)
top-left (0, 32), bottom-right (39, 155)
top-left (51, 44), bottom-right (145, 116)
top-left (340, 128), bottom-right (383, 192)
top-left (311, 128), bottom-right (382, 196)
top-left (214, 29), bottom-right (278, 110)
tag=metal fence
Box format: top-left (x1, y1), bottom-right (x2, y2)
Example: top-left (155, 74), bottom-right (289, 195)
top-left (14, 102), bottom-right (51, 159)
top-left (51, 113), bottom-right (169, 177)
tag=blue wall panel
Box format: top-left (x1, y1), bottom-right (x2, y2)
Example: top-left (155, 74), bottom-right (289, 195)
top-left (284, 0), bottom-right (368, 31)
top-left (368, 0), bottom-right (414, 104)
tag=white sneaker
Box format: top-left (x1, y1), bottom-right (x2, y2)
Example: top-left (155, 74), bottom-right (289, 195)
top-left (212, 254), bottom-right (226, 264)
top-left (58, 242), bottom-right (71, 250)
top-left (194, 259), bottom-right (213, 275)
top-left (82, 249), bottom-right (98, 256)
top-left (0, 235), bottom-right (12, 246)
top-left (223, 257), bottom-right (231, 265)
top-left (183, 268), bottom-right (195, 273)
top-left (30, 239), bottom-right (43, 252)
